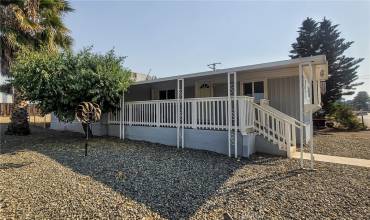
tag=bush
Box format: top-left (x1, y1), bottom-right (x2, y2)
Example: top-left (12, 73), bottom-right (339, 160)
top-left (328, 103), bottom-right (364, 130)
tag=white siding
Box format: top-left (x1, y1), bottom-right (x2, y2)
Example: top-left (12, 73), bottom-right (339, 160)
top-left (268, 76), bottom-right (300, 120)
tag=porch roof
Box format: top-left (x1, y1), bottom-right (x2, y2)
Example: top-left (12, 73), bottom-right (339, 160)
top-left (134, 55), bottom-right (327, 85)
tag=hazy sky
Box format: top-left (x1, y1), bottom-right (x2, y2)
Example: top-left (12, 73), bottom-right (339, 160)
top-left (65, 0), bottom-right (370, 99)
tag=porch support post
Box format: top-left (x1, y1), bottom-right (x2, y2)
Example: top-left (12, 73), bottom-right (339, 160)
top-left (308, 63), bottom-right (314, 170)
top-left (299, 63), bottom-right (304, 168)
top-left (228, 73), bottom-right (231, 157)
top-left (119, 91), bottom-right (125, 140)
top-left (227, 72), bottom-right (237, 158)
top-left (233, 73), bottom-right (237, 158)
top-left (122, 91), bottom-right (125, 140)
top-left (177, 78), bottom-right (185, 149)
top-left (119, 97), bottom-right (122, 139)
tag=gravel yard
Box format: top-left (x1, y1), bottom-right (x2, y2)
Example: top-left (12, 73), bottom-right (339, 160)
top-left (313, 129), bottom-right (370, 159)
top-left (0, 127), bottom-right (369, 219)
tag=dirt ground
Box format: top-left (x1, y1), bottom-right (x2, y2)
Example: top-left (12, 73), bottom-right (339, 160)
top-left (313, 129), bottom-right (370, 159)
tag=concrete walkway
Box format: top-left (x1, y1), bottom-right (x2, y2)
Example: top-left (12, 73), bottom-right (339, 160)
top-left (292, 152), bottom-right (370, 168)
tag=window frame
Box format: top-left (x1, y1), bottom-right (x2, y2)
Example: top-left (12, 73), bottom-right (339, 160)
top-left (159, 89), bottom-right (176, 100)
top-left (240, 79), bottom-right (268, 100)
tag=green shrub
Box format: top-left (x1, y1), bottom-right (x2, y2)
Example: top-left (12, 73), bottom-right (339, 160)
top-left (328, 103), bottom-right (364, 130)
top-left (11, 47), bottom-right (132, 122)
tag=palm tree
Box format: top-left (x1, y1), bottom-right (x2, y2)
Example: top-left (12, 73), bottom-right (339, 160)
top-left (0, 0), bottom-right (73, 135)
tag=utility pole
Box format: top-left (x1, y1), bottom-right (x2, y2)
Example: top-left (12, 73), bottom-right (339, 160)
top-left (207, 62), bottom-right (221, 71)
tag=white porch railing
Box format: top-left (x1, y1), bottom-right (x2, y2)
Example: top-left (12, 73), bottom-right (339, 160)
top-left (252, 103), bottom-right (301, 152)
top-left (108, 96), bottom-right (255, 131)
top-left (108, 96), bottom-right (304, 154)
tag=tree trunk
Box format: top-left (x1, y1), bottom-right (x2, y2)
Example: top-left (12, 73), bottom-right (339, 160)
top-left (82, 122), bottom-right (93, 138)
top-left (6, 89), bottom-right (30, 135)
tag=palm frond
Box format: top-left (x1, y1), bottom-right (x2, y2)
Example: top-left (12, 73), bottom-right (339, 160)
top-left (1, 0), bottom-right (74, 76)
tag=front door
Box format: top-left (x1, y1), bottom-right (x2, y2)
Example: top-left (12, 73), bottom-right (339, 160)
top-left (198, 82), bottom-right (212, 97)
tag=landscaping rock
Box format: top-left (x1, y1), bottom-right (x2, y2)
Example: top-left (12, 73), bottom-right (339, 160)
top-left (0, 127), bottom-right (369, 219)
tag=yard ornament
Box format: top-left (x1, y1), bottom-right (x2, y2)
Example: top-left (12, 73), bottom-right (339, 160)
top-left (75, 102), bottom-right (102, 156)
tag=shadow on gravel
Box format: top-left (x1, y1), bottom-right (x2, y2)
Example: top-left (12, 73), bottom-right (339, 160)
top-left (0, 162), bottom-right (33, 170)
top-left (249, 157), bottom-right (283, 166)
top-left (1, 126), bottom-right (287, 219)
top-left (225, 169), bottom-right (304, 194)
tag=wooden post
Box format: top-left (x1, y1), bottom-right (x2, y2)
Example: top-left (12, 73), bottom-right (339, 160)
top-left (156, 102), bottom-right (160, 127)
top-left (227, 73), bottom-right (231, 157)
top-left (233, 73), bottom-right (237, 158)
top-left (285, 122), bottom-right (291, 158)
top-left (122, 91), bottom-right (125, 140)
top-left (119, 98), bottom-right (122, 139)
top-left (191, 100), bottom-right (197, 129)
top-left (129, 104), bottom-right (132, 126)
top-left (299, 64), bottom-right (304, 169)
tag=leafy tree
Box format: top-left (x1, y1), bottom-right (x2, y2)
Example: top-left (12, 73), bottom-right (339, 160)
top-left (290, 17), bottom-right (364, 114)
top-left (352, 91), bottom-right (370, 111)
top-left (11, 48), bottom-right (132, 136)
top-left (1, 0), bottom-right (73, 135)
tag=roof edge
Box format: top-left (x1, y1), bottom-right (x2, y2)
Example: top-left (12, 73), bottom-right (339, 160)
top-left (134, 55), bottom-right (327, 85)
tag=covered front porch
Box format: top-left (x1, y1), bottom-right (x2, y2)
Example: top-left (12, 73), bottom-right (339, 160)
top-left (106, 56), bottom-right (328, 165)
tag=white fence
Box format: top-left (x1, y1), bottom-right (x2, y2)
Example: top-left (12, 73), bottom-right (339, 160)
top-left (108, 96), bottom-right (255, 131)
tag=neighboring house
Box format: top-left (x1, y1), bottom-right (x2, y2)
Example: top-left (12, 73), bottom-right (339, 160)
top-left (51, 55), bottom-right (328, 159)
top-left (131, 72), bottom-right (157, 82)
top-left (0, 75), bottom-right (13, 103)
top-left (0, 92), bottom-right (13, 103)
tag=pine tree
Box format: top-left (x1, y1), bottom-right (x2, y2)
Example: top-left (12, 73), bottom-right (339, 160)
top-left (352, 91), bottom-right (370, 111)
top-left (290, 17), bottom-right (320, 58)
top-left (318, 18), bottom-right (363, 111)
top-left (290, 17), bottom-right (364, 113)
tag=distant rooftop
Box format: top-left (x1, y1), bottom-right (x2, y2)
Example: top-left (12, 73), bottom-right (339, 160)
top-left (131, 72), bottom-right (157, 82)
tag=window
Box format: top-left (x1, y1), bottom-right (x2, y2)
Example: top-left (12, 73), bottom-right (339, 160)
top-left (159, 90), bottom-right (167, 100)
top-left (200, 83), bottom-right (210, 89)
top-left (244, 83), bottom-right (253, 97)
top-left (254, 81), bottom-right (264, 100)
top-left (167, 90), bottom-right (175, 99)
top-left (243, 81), bottom-right (266, 100)
top-left (159, 89), bottom-right (176, 100)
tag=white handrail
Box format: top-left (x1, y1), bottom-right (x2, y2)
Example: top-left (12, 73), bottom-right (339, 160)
top-left (253, 102), bottom-right (305, 129)
top-left (262, 104), bottom-right (306, 128)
